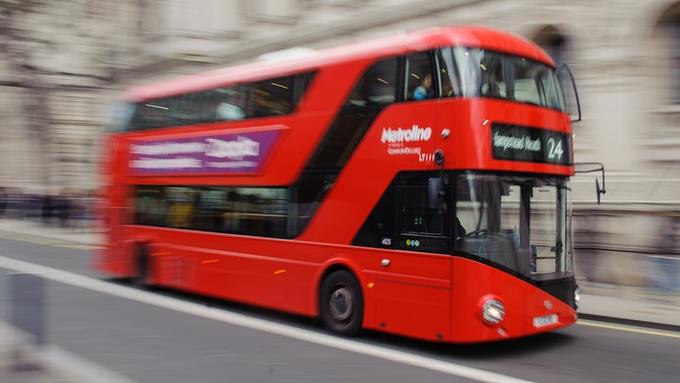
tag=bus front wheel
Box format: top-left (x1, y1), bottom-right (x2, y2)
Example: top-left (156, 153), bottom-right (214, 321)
top-left (319, 270), bottom-right (363, 336)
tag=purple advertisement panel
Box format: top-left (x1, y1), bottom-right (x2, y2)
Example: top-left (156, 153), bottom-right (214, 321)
top-left (129, 129), bottom-right (280, 176)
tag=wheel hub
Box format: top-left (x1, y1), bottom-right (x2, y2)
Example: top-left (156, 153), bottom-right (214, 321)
top-left (329, 286), bottom-right (353, 321)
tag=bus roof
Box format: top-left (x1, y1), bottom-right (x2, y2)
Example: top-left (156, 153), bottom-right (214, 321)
top-left (123, 26), bottom-right (555, 102)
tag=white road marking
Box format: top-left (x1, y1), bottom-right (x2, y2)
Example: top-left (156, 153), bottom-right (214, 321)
top-left (0, 255), bottom-right (532, 383)
top-left (40, 345), bottom-right (139, 383)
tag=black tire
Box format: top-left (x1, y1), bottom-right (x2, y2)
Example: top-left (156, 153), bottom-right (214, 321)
top-left (132, 244), bottom-right (150, 288)
top-left (319, 270), bottom-right (363, 336)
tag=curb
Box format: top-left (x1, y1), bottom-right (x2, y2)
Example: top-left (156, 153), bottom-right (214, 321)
top-left (578, 313), bottom-right (680, 333)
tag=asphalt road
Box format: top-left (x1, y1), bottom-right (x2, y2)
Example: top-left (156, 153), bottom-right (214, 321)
top-left (0, 235), bottom-right (678, 383)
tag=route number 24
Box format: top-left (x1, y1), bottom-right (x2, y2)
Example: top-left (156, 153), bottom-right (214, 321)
top-left (547, 138), bottom-right (563, 161)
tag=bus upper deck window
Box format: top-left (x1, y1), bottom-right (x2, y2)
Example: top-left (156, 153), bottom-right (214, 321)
top-left (436, 49), bottom-right (461, 98)
top-left (478, 53), bottom-right (506, 98)
top-left (215, 86), bottom-right (249, 121)
top-left (405, 52), bottom-right (435, 101)
top-left (347, 58), bottom-right (398, 107)
top-left (252, 76), bottom-right (294, 117)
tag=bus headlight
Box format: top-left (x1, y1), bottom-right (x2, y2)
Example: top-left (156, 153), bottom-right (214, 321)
top-left (482, 299), bottom-right (505, 325)
top-left (574, 288), bottom-right (581, 308)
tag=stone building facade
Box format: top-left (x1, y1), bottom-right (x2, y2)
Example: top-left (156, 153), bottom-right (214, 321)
top-left (0, 0), bottom-right (119, 192)
top-left (2, 0), bottom-right (680, 285)
top-left (2, 0), bottom-right (680, 195)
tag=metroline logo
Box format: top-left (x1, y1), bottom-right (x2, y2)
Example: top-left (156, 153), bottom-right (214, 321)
top-left (380, 125), bottom-right (432, 144)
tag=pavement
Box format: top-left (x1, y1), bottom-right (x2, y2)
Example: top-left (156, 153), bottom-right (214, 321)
top-left (0, 320), bottom-right (131, 383)
top-left (0, 322), bottom-right (138, 383)
top-left (0, 323), bottom-right (70, 383)
top-left (0, 219), bottom-right (101, 247)
top-left (578, 282), bottom-right (680, 328)
top-left (0, 217), bottom-right (679, 328)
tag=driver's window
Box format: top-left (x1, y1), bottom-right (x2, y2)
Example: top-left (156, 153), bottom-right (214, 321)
top-left (395, 173), bottom-right (450, 254)
top-left (398, 186), bottom-right (445, 235)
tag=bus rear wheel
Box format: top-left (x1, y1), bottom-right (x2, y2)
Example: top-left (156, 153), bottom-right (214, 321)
top-left (133, 244), bottom-right (150, 288)
top-left (319, 270), bottom-right (363, 336)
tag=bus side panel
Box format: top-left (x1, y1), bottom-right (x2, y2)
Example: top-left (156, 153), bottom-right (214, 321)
top-left (136, 227), bottom-right (320, 316)
top-left (360, 250), bottom-right (451, 341)
top-left (299, 101), bottom-right (439, 244)
top-left (96, 136), bottom-right (135, 277)
top-left (125, 226), bottom-right (456, 343)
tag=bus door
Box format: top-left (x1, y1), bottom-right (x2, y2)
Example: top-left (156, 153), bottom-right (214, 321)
top-left (365, 173), bottom-right (452, 341)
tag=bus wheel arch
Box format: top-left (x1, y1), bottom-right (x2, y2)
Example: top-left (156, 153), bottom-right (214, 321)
top-left (317, 263), bottom-right (365, 336)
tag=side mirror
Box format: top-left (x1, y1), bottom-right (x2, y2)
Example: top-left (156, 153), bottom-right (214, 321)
top-left (596, 178), bottom-right (606, 205)
top-left (576, 162), bottom-right (606, 204)
top-left (557, 64), bottom-right (582, 123)
top-left (428, 177), bottom-right (444, 209)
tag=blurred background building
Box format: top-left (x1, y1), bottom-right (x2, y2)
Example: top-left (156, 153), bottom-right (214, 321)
top-left (2, 0), bottom-right (680, 287)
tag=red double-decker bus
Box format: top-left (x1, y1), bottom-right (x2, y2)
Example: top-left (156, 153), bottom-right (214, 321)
top-left (99, 26), bottom-right (581, 343)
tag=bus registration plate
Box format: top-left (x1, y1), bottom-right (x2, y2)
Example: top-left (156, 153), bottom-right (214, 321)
top-left (532, 314), bottom-right (559, 328)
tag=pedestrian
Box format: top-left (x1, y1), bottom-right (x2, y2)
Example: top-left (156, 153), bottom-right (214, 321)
top-left (41, 193), bottom-right (54, 225)
top-left (55, 191), bottom-right (72, 228)
top-left (652, 213), bottom-right (680, 293)
top-left (0, 187), bottom-right (6, 217)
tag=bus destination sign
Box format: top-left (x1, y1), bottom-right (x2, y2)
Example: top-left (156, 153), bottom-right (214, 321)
top-left (129, 129), bottom-right (280, 175)
top-left (491, 123), bottom-right (572, 165)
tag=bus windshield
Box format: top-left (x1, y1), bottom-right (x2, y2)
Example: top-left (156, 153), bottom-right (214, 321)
top-left (439, 47), bottom-right (565, 110)
top-left (454, 173), bottom-right (572, 280)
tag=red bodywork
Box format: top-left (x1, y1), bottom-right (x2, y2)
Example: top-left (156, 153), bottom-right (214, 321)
top-left (98, 26), bottom-right (576, 343)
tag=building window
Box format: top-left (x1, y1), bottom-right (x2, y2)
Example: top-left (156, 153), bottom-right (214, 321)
top-left (531, 26), bottom-right (571, 111)
top-left (532, 26), bottom-right (568, 68)
top-left (657, 4), bottom-right (680, 104)
top-left (667, 22), bottom-right (680, 103)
